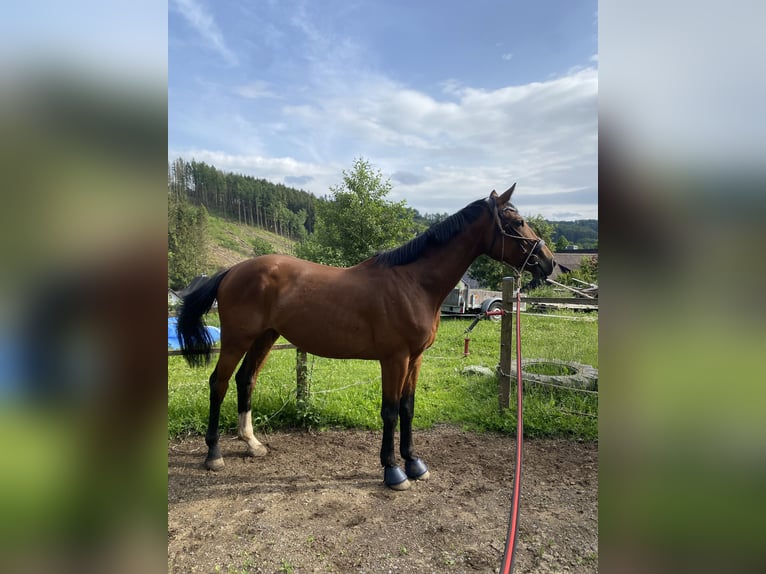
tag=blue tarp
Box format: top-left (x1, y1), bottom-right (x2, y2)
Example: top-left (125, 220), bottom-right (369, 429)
top-left (168, 316), bottom-right (221, 350)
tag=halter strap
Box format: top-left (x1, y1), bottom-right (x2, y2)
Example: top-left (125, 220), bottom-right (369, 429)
top-left (487, 197), bottom-right (545, 278)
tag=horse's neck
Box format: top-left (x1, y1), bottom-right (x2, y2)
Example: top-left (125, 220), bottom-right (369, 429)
top-left (408, 223), bottom-right (487, 305)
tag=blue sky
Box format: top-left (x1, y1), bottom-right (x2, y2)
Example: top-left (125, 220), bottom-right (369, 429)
top-left (169, 0), bottom-right (598, 220)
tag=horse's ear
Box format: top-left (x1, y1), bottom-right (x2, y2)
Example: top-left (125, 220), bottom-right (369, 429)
top-left (489, 189), bottom-right (498, 199)
top-left (497, 183), bottom-right (516, 204)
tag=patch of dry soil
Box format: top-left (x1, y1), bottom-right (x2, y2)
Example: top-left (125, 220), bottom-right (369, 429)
top-left (168, 427), bottom-right (597, 573)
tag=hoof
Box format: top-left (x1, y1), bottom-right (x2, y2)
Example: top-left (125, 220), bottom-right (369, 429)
top-left (238, 434), bottom-right (268, 457)
top-left (405, 458), bottom-right (430, 481)
top-left (384, 465), bottom-right (411, 491)
top-left (205, 457), bottom-right (224, 471)
top-left (246, 444), bottom-right (268, 457)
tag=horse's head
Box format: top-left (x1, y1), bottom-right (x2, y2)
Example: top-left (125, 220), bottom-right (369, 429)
top-left (486, 184), bottom-right (556, 281)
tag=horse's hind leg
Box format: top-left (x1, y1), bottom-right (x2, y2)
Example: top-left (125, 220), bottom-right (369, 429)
top-left (235, 329), bottom-right (279, 457)
top-left (205, 345), bottom-right (248, 471)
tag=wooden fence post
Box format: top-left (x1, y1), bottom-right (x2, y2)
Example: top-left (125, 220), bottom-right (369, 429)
top-left (296, 349), bottom-right (309, 410)
top-left (498, 277), bottom-right (515, 411)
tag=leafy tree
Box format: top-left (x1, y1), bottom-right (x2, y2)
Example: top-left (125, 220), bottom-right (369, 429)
top-left (555, 235), bottom-right (570, 251)
top-left (526, 214), bottom-right (555, 247)
top-left (168, 193), bottom-right (209, 289)
top-left (467, 254), bottom-right (507, 290)
top-left (296, 158), bottom-right (414, 267)
top-left (561, 255), bottom-right (599, 285)
top-left (252, 237), bottom-right (275, 257)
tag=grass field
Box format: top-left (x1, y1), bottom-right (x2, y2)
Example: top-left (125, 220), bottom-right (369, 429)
top-left (168, 311), bottom-right (598, 440)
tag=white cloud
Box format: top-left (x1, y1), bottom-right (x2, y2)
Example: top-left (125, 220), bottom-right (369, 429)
top-left (273, 66), bottom-right (597, 216)
top-left (172, 64), bottom-right (597, 218)
top-left (169, 149), bottom-right (311, 175)
top-left (235, 81), bottom-right (277, 99)
top-left (171, 0), bottom-right (237, 66)
top-left (168, 148), bottom-right (340, 195)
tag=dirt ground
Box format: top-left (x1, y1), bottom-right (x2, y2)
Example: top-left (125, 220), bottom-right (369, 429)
top-left (168, 427), bottom-right (598, 573)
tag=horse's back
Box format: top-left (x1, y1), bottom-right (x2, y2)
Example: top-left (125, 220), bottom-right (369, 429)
top-left (215, 254), bottom-right (435, 359)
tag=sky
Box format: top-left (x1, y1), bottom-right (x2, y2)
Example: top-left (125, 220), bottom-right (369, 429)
top-left (169, 0), bottom-right (598, 220)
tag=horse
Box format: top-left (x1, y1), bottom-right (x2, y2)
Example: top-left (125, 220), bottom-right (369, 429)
top-left (176, 184), bottom-right (555, 490)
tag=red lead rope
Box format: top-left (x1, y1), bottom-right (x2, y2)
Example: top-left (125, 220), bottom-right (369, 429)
top-left (500, 286), bottom-right (524, 574)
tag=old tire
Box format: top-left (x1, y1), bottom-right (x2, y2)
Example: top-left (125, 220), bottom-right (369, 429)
top-left (510, 359), bottom-right (598, 391)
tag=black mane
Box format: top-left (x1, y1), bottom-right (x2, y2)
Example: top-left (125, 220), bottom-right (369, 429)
top-left (373, 198), bottom-right (489, 267)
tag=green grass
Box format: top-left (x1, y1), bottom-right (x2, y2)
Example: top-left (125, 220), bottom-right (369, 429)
top-left (168, 311), bottom-right (598, 440)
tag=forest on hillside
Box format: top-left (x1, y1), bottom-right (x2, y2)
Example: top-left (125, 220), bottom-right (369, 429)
top-left (169, 158), bottom-right (318, 241)
top-left (549, 220), bottom-right (598, 249)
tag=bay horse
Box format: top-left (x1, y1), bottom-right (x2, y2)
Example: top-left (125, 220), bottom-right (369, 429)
top-left (177, 184), bottom-right (555, 490)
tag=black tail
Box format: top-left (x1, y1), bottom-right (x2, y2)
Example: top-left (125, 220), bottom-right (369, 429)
top-left (176, 270), bottom-right (230, 368)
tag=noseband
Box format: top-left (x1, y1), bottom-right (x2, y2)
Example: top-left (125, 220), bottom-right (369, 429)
top-left (487, 198), bottom-right (546, 276)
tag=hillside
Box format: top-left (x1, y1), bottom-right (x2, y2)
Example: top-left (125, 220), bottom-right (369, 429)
top-left (550, 219), bottom-right (598, 249)
top-left (205, 211), bottom-right (296, 272)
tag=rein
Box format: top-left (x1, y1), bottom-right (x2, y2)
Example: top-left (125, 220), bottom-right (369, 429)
top-left (486, 197), bottom-right (538, 573)
top-left (499, 283), bottom-right (524, 574)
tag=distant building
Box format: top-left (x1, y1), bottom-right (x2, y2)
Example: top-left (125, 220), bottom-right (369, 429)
top-left (550, 249), bottom-right (597, 281)
top-left (168, 289), bottom-right (182, 308)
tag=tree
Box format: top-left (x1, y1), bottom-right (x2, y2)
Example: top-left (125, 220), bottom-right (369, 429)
top-left (252, 237), bottom-right (275, 257)
top-left (526, 214), bottom-right (555, 247)
top-left (555, 235), bottom-right (570, 251)
top-left (561, 255), bottom-right (598, 285)
top-left (467, 254), bottom-right (506, 290)
top-left (168, 193), bottom-right (209, 289)
top-left (296, 158), bottom-right (414, 267)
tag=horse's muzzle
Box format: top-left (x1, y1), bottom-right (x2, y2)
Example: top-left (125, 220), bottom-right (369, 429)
top-left (527, 240), bottom-right (555, 279)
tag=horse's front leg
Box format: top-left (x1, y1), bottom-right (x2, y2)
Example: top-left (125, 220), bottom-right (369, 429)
top-left (235, 333), bottom-right (278, 458)
top-left (380, 357), bottom-right (410, 490)
top-left (399, 354), bottom-right (429, 482)
top-left (235, 355), bottom-right (267, 458)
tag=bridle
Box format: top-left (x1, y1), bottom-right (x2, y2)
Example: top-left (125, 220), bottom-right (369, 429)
top-left (487, 197), bottom-right (547, 277)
